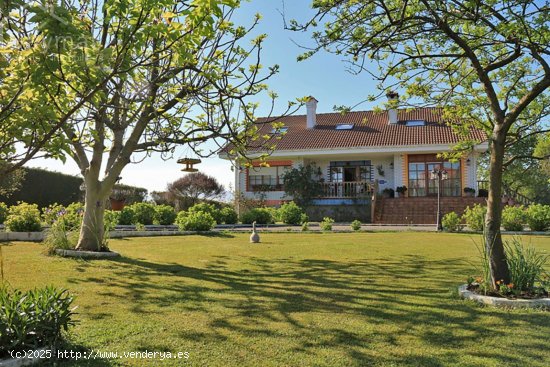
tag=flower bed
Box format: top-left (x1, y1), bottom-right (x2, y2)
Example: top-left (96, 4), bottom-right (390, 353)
top-left (458, 284), bottom-right (550, 309)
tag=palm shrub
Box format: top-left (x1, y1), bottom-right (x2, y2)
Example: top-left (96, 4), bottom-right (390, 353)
top-left (130, 202), bottom-right (156, 225)
top-left (462, 204), bottom-right (486, 231)
top-left (502, 206), bottom-right (526, 231)
top-left (44, 216), bottom-right (79, 254)
top-left (505, 238), bottom-right (549, 293)
top-left (0, 202), bottom-right (8, 224)
top-left (278, 202), bottom-right (305, 225)
top-left (442, 212), bottom-right (461, 232)
top-left (320, 217), bottom-right (334, 231)
top-left (154, 205), bottom-right (176, 225)
top-left (176, 211), bottom-right (216, 231)
top-left (4, 202), bottom-right (42, 232)
top-left (350, 220), bottom-right (361, 231)
top-left (525, 204), bottom-right (550, 231)
top-left (0, 286), bottom-right (75, 357)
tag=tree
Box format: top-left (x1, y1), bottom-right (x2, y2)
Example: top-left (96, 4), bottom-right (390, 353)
top-left (0, 2), bottom-right (111, 175)
top-left (282, 164), bottom-right (323, 207)
top-left (13, 0), bottom-right (295, 251)
top-left (167, 172), bottom-right (224, 210)
top-left (293, 0), bottom-right (550, 288)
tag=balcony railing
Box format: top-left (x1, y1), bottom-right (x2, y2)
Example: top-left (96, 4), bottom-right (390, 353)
top-left (320, 181), bottom-right (374, 198)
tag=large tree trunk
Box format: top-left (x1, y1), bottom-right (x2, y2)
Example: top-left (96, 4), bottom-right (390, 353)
top-left (76, 178), bottom-right (106, 251)
top-left (485, 131), bottom-right (511, 288)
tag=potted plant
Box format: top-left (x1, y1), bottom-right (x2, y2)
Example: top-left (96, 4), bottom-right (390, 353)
top-left (382, 188), bottom-right (395, 198)
top-left (464, 187), bottom-right (476, 197)
top-left (396, 186), bottom-right (407, 198)
top-left (109, 189), bottom-right (128, 211)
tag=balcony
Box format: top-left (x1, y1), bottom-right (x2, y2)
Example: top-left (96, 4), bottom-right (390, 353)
top-left (320, 181), bottom-right (374, 198)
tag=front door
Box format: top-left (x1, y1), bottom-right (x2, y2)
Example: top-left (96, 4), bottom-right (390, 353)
top-left (344, 167), bottom-right (357, 182)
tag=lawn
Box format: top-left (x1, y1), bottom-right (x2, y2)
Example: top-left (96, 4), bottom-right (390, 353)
top-left (2, 232), bottom-right (550, 366)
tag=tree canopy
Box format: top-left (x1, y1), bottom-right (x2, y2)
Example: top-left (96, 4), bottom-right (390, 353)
top-left (293, 0), bottom-right (550, 287)
top-left (1, 0), bottom-right (294, 250)
top-left (167, 172), bottom-right (225, 210)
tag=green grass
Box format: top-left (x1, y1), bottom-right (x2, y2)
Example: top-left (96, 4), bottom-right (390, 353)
top-left (2, 232), bottom-right (550, 366)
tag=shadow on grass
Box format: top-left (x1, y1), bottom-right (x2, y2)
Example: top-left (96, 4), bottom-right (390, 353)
top-left (67, 253), bottom-right (549, 366)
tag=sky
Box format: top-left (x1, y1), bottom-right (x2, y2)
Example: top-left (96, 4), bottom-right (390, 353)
top-left (28, 1), bottom-right (380, 196)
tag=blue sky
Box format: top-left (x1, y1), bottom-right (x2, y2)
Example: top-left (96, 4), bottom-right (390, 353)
top-left (29, 1), bottom-right (380, 195)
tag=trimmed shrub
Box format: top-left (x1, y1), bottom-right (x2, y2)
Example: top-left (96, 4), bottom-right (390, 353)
top-left (278, 202), bottom-right (305, 225)
top-left (117, 206), bottom-right (134, 225)
top-left (240, 208), bottom-right (273, 224)
top-left (130, 202), bottom-right (156, 225)
top-left (176, 211), bottom-right (216, 231)
top-left (154, 205), bottom-right (176, 225)
top-left (525, 204), bottom-right (550, 231)
top-left (219, 207), bottom-right (238, 224)
top-left (265, 207), bottom-right (281, 223)
top-left (442, 212), bottom-right (461, 232)
top-left (0, 202), bottom-right (8, 224)
top-left (188, 203), bottom-right (222, 223)
top-left (350, 220), bottom-right (362, 231)
top-left (462, 204), bottom-right (486, 231)
top-left (320, 217), bottom-right (334, 231)
top-left (63, 202), bottom-right (84, 230)
top-left (502, 206), bottom-right (526, 231)
top-left (5, 202), bottom-right (42, 232)
top-left (0, 286), bottom-right (75, 356)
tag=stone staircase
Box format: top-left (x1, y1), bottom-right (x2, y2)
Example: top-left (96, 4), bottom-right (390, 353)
top-left (374, 197), bottom-right (486, 224)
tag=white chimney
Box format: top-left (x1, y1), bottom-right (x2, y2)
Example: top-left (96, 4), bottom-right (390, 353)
top-left (387, 91), bottom-right (399, 124)
top-left (306, 96), bottom-right (318, 129)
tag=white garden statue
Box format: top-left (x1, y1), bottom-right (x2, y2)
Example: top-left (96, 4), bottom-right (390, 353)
top-left (250, 221), bottom-right (260, 243)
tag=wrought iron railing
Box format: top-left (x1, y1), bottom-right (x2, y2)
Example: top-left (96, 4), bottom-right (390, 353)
top-left (477, 180), bottom-right (533, 205)
top-left (320, 181), bottom-right (374, 198)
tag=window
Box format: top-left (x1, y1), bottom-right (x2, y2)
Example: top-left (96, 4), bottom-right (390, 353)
top-left (335, 124), bottom-right (354, 130)
top-left (408, 154), bottom-right (461, 197)
top-left (329, 161), bottom-right (372, 182)
top-left (270, 126), bottom-right (288, 134)
top-left (405, 120), bottom-right (425, 126)
top-left (248, 165), bottom-right (291, 191)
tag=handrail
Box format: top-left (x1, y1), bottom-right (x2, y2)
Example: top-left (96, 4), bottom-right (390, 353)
top-left (320, 181), bottom-right (374, 198)
top-left (477, 180), bottom-right (534, 205)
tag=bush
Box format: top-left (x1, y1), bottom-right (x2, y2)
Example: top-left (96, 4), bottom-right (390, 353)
top-left (505, 238), bottom-right (549, 292)
top-left (63, 202), bottom-right (84, 230)
top-left (42, 203), bottom-right (66, 226)
top-left (130, 202), bottom-right (156, 225)
top-left (104, 210), bottom-right (120, 231)
top-left (0, 286), bottom-right (75, 356)
top-left (442, 212), bottom-right (461, 232)
top-left (176, 211), bottom-right (216, 231)
top-left (188, 203), bottom-right (222, 223)
top-left (0, 203), bottom-right (8, 224)
top-left (219, 207), bottom-right (238, 224)
top-left (320, 217), bottom-right (334, 231)
top-left (502, 206), bottom-right (526, 231)
top-left (240, 208), bottom-right (274, 224)
top-left (525, 204), bottom-right (550, 231)
top-left (265, 207), bottom-right (281, 223)
top-left (350, 220), bottom-right (362, 231)
top-left (4, 202), bottom-right (42, 232)
top-left (462, 204), bottom-right (486, 231)
top-left (154, 205), bottom-right (176, 225)
top-left (117, 206), bottom-right (134, 225)
top-left (301, 222), bottom-right (309, 231)
top-left (278, 202), bottom-right (305, 225)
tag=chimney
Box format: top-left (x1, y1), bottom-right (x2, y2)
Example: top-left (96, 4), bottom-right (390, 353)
top-left (386, 91), bottom-right (399, 124)
top-left (306, 96), bottom-right (318, 129)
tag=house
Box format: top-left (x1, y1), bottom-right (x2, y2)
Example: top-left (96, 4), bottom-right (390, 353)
top-left (220, 93), bottom-right (489, 223)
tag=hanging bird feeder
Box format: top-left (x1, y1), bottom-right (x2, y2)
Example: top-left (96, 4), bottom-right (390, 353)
top-left (178, 157), bottom-right (202, 172)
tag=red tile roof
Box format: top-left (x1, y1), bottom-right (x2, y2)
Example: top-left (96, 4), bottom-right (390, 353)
top-left (235, 107), bottom-right (487, 153)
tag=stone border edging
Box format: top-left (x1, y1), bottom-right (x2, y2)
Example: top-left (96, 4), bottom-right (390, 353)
top-left (0, 348), bottom-right (49, 367)
top-left (458, 284), bottom-right (550, 309)
top-left (55, 249), bottom-right (121, 259)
